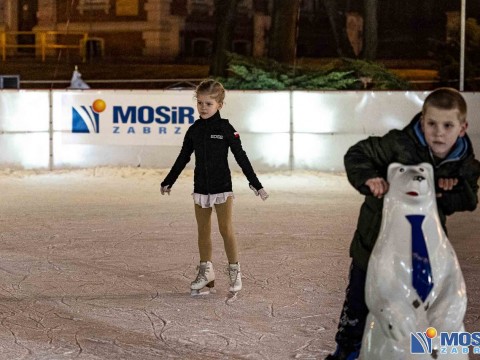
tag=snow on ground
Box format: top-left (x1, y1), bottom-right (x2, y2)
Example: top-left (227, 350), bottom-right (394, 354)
top-left (0, 168), bottom-right (478, 359)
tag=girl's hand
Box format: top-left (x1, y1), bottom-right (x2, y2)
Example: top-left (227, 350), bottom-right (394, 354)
top-left (365, 177), bottom-right (389, 198)
top-left (258, 188), bottom-right (269, 201)
top-left (160, 185), bottom-right (171, 195)
top-left (250, 185), bottom-right (269, 201)
top-left (436, 178), bottom-right (458, 197)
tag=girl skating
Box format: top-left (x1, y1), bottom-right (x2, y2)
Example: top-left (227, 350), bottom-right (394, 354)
top-left (160, 79), bottom-right (268, 297)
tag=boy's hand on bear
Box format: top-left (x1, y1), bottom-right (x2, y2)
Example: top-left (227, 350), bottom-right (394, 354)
top-left (437, 178), bottom-right (458, 191)
top-left (436, 178), bottom-right (459, 198)
top-left (365, 177), bottom-right (389, 198)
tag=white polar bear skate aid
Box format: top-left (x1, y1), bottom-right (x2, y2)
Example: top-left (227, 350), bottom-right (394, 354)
top-left (360, 163), bottom-right (467, 360)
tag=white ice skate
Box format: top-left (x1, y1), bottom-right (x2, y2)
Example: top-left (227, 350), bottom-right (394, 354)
top-left (190, 261), bottom-right (216, 296)
top-left (226, 263), bottom-right (242, 303)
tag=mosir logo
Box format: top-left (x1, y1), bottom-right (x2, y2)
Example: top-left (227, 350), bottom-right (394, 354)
top-left (411, 327), bottom-right (480, 356)
top-left (72, 99), bottom-right (106, 133)
top-left (67, 96), bottom-right (196, 144)
top-left (112, 105), bottom-right (195, 125)
top-left (410, 327), bottom-right (436, 354)
top-left (111, 105), bottom-right (195, 135)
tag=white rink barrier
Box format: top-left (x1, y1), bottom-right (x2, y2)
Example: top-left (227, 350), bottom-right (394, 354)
top-left (0, 90), bottom-right (479, 171)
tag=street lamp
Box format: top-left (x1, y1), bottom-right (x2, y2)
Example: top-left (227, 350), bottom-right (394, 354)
top-left (460, 0), bottom-right (466, 91)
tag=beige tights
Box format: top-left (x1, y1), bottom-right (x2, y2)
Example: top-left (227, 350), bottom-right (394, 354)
top-left (194, 196), bottom-right (238, 264)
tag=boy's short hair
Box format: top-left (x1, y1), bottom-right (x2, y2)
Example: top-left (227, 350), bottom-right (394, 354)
top-left (195, 79), bottom-right (226, 104)
top-left (422, 87), bottom-right (467, 123)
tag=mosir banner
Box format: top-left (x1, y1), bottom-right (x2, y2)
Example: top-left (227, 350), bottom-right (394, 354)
top-left (58, 91), bottom-right (197, 146)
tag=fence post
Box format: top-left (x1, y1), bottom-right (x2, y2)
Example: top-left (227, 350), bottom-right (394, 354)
top-left (49, 90), bottom-right (54, 170)
top-left (81, 33), bottom-right (88, 62)
top-left (40, 32), bottom-right (47, 62)
top-left (1, 32), bottom-right (6, 61)
top-left (289, 90), bottom-right (294, 171)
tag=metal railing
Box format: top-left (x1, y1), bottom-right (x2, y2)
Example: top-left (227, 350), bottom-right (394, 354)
top-left (0, 31), bottom-right (89, 62)
top-left (20, 78), bottom-right (202, 89)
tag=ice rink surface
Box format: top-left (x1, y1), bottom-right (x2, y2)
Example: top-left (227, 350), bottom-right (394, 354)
top-left (0, 168), bottom-right (478, 360)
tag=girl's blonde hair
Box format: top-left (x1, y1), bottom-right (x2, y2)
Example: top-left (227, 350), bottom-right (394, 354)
top-left (195, 79), bottom-right (226, 104)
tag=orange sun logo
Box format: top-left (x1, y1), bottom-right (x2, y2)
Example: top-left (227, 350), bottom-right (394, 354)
top-left (92, 99), bottom-right (106, 113)
top-left (426, 327), bottom-right (437, 339)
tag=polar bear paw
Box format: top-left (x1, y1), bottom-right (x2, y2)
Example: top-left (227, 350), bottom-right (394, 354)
top-left (375, 303), bottom-right (416, 341)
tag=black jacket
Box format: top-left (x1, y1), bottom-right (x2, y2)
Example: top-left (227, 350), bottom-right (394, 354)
top-left (344, 113), bottom-right (480, 271)
top-left (161, 111), bottom-right (263, 194)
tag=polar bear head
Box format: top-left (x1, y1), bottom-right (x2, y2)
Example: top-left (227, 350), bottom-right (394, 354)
top-left (385, 163), bottom-right (435, 207)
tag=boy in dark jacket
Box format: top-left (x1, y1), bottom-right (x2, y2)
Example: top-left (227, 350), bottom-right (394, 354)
top-left (326, 87), bottom-right (480, 360)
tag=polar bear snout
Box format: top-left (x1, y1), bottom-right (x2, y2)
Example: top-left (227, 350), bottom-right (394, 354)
top-left (388, 165), bottom-right (433, 200)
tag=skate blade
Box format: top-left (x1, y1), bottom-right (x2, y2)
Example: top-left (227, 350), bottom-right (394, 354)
top-left (225, 291), bottom-right (238, 304)
top-left (191, 288), bottom-right (216, 296)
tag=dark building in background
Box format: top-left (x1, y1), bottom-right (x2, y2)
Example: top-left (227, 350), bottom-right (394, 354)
top-left (0, 0), bottom-right (478, 62)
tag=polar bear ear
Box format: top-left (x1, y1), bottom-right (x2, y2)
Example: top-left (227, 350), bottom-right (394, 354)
top-left (418, 162), bottom-right (433, 173)
top-left (418, 162), bottom-right (435, 185)
top-left (387, 162), bottom-right (403, 182)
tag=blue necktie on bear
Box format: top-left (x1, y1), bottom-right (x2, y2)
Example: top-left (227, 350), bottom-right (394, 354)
top-left (406, 215), bottom-right (434, 302)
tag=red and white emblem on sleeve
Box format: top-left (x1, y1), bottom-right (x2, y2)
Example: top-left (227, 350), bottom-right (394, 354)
top-left (234, 132), bottom-right (240, 138)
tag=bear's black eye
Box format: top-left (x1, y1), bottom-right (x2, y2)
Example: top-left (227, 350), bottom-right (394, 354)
top-left (399, 168), bottom-right (405, 172)
top-left (419, 168), bottom-right (424, 172)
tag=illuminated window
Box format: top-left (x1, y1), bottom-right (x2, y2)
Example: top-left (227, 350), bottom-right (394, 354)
top-left (77, 0), bottom-right (111, 15)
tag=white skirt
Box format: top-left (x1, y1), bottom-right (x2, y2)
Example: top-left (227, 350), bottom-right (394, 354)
top-left (192, 192), bottom-right (234, 208)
